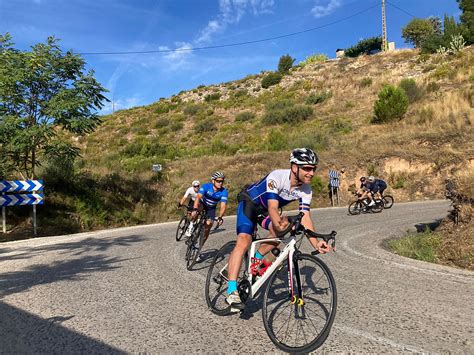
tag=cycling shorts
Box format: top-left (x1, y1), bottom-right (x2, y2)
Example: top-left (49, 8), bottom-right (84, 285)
top-left (199, 201), bottom-right (216, 220)
top-left (236, 200), bottom-right (270, 236)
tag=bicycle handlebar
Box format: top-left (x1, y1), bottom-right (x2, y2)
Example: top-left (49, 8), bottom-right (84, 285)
top-left (286, 212), bottom-right (337, 247)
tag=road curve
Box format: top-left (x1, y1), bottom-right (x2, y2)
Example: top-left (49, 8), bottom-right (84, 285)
top-left (0, 199), bottom-right (473, 353)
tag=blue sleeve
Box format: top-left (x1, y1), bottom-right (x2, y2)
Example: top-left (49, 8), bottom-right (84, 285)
top-left (220, 189), bottom-right (229, 203)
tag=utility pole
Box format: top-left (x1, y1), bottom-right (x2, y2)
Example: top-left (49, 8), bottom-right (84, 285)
top-left (382, 0), bottom-right (388, 51)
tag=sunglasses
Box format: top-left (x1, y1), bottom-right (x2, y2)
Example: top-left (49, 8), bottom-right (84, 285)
top-left (214, 179), bottom-right (224, 183)
top-left (193, 185), bottom-right (200, 188)
top-left (300, 166), bottom-right (316, 172)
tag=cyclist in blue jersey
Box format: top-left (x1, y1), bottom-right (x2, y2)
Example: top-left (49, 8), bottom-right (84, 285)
top-left (225, 148), bottom-right (332, 309)
top-left (191, 171), bottom-right (228, 262)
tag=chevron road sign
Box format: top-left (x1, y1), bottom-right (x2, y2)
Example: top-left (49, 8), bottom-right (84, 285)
top-left (0, 194), bottom-right (44, 207)
top-left (0, 180), bottom-right (43, 192)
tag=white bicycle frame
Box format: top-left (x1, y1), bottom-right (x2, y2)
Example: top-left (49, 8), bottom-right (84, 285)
top-left (246, 236), bottom-right (298, 299)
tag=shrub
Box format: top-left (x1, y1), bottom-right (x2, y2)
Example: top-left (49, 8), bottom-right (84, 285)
top-left (204, 93), bottom-right (221, 102)
top-left (265, 99), bottom-right (295, 111)
top-left (233, 89), bottom-right (248, 98)
top-left (154, 118), bottom-right (169, 129)
top-left (399, 78), bottom-right (423, 103)
top-left (359, 77), bottom-right (373, 87)
top-left (299, 54), bottom-right (328, 67)
top-left (266, 131), bottom-right (288, 151)
top-left (195, 118), bottom-right (217, 133)
top-left (183, 104), bottom-right (205, 116)
top-left (330, 117), bottom-right (352, 134)
top-left (235, 111), bottom-right (255, 122)
top-left (373, 85), bottom-right (409, 123)
top-left (426, 81), bottom-right (440, 93)
top-left (278, 54), bottom-right (295, 74)
top-left (345, 36), bottom-right (382, 57)
top-left (261, 72), bottom-right (283, 88)
top-left (262, 104), bottom-right (313, 125)
top-left (310, 175), bottom-right (326, 194)
top-left (305, 90), bottom-right (332, 105)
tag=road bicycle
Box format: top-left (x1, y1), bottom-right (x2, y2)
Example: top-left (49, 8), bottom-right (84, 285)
top-left (205, 212), bottom-right (337, 353)
top-left (348, 192), bottom-right (384, 215)
top-left (185, 208), bottom-right (207, 270)
top-left (175, 205), bottom-right (193, 242)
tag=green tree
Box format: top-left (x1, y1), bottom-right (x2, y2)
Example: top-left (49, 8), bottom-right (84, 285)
top-left (428, 16), bottom-right (443, 35)
top-left (0, 33), bottom-right (108, 179)
top-left (278, 54), bottom-right (295, 74)
top-left (345, 36), bottom-right (382, 57)
top-left (402, 18), bottom-right (435, 48)
top-left (457, 0), bottom-right (474, 43)
top-left (373, 85), bottom-right (409, 123)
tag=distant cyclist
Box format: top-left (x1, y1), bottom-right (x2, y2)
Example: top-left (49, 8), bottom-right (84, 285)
top-left (191, 172), bottom-right (228, 262)
top-left (368, 176), bottom-right (387, 199)
top-left (225, 148), bottom-right (332, 309)
top-left (178, 180), bottom-right (200, 211)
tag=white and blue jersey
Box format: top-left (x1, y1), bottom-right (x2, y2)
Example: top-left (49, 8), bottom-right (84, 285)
top-left (198, 182), bottom-right (228, 209)
top-left (246, 169), bottom-right (312, 212)
top-left (236, 169), bottom-right (312, 235)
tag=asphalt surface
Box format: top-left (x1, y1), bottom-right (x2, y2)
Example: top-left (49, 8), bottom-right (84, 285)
top-left (1, 199), bottom-right (473, 353)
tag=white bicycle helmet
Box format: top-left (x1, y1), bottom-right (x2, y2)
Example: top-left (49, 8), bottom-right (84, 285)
top-left (211, 171), bottom-right (225, 180)
top-left (289, 148), bottom-right (319, 166)
top-left (368, 176), bottom-right (375, 182)
top-left (192, 180), bottom-right (200, 187)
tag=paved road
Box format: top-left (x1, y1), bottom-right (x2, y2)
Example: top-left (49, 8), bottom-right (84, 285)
top-left (1, 200), bottom-right (473, 353)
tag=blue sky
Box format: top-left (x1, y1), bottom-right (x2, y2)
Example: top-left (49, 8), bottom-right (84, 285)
top-left (0, 0), bottom-right (462, 113)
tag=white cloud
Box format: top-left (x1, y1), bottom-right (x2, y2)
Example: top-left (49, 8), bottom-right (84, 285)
top-left (311, 0), bottom-right (342, 18)
top-left (196, 0), bottom-right (275, 44)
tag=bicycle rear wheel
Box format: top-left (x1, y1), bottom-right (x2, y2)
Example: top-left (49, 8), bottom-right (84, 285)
top-left (176, 215), bottom-right (188, 242)
top-left (205, 241), bottom-right (248, 315)
top-left (383, 195), bottom-right (394, 209)
top-left (348, 200), bottom-right (363, 215)
top-left (262, 253), bottom-right (337, 353)
top-left (186, 223), bottom-right (205, 270)
top-left (371, 199), bottom-right (384, 213)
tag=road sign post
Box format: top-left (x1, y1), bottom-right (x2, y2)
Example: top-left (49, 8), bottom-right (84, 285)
top-left (0, 180), bottom-right (44, 236)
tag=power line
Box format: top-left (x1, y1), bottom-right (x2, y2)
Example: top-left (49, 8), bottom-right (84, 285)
top-left (79, 2), bottom-right (380, 56)
top-left (386, 1), bottom-right (416, 18)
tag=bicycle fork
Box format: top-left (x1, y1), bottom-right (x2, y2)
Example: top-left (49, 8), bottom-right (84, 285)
top-left (288, 250), bottom-right (307, 318)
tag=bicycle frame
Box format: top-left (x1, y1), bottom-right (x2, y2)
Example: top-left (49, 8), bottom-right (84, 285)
top-left (216, 236), bottom-right (299, 301)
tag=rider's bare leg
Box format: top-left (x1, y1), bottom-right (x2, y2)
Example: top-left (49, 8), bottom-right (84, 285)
top-left (228, 233), bottom-right (252, 281)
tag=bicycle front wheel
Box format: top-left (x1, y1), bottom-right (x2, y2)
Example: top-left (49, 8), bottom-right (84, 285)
top-left (383, 195), bottom-right (394, 209)
top-left (348, 200), bottom-right (363, 215)
top-left (205, 241), bottom-right (236, 315)
top-left (186, 224), bottom-right (204, 270)
top-left (262, 253), bottom-right (337, 353)
top-left (176, 215), bottom-right (188, 242)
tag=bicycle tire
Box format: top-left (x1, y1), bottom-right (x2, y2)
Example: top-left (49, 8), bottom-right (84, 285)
top-left (348, 200), bottom-right (363, 215)
top-left (205, 241), bottom-right (236, 315)
top-left (262, 253), bottom-right (337, 353)
top-left (186, 223), bottom-right (205, 270)
top-left (371, 199), bottom-right (384, 213)
top-left (176, 215), bottom-right (188, 242)
top-left (383, 195), bottom-right (394, 209)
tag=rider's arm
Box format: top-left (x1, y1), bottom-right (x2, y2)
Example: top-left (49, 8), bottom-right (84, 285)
top-left (193, 193), bottom-right (202, 210)
top-left (180, 189), bottom-right (189, 206)
top-left (218, 189), bottom-right (228, 218)
top-left (302, 212), bottom-right (331, 253)
top-left (267, 199), bottom-right (287, 232)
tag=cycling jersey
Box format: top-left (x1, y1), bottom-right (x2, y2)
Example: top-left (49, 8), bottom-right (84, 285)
top-left (183, 186), bottom-right (198, 201)
top-left (198, 182), bottom-right (228, 209)
top-left (246, 169), bottom-right (312, 211)
top-left (370, 179), bottom-right (387, 194)
top-left (237, 169), bottom-right (312, 235)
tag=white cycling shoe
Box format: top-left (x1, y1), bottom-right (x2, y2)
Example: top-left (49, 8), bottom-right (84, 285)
top-left (226, 291), bottom-right (245, 310)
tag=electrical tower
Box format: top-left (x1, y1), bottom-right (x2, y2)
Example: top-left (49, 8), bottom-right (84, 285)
top-left (382, 0), bottom-right (388, 51)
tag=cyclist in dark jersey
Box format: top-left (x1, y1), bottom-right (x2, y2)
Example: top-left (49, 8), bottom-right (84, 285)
top-left (225, 148), bottom-right (332, 309)
top-left (191, 171), bottom-right (228, 262)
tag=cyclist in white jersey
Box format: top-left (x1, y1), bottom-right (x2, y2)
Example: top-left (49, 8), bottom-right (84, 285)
top-left (179, 180), bottom-right (200, 211)
top-left (226, 148), bottom-right (332, 309)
